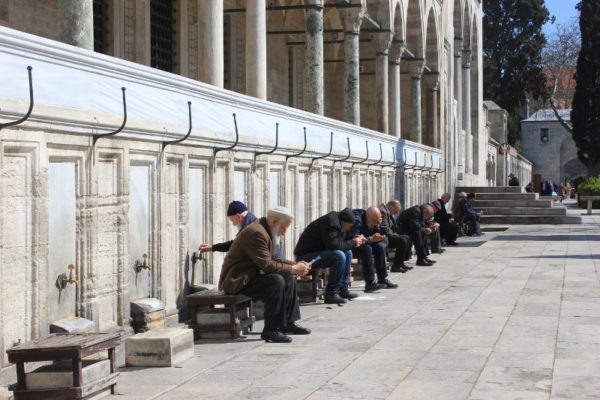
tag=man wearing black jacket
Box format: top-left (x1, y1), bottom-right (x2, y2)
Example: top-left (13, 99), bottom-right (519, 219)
top-left (434, 193), bottom-right (458, 245)
top-left (349, 207), bottom-right (398, 292)
top-left (379, 200), bottom-right (413, 272)
top-left (199, 201), bottom-right (257, 253)
top-left (294, 208), bottom-right (366, 304)
top-left (396, 204), bottom-right (437, 266)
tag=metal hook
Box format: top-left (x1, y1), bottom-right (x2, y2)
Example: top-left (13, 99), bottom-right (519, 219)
top-left (285, 127), bottom-right (308, 166)
top-left (253, 122), bottom-right (279, 172)
top-left (162, 101), bottom-right (192, 151)
top-left (351, 140), bottom-right (369, 170)
top-left (309, 131), bottom-right (333, 171)
top-left (403, 149), bottom-right (417, 170)
top-left (435, 154), bottom-right (446, 174)
top-left (213, 113), bottom-right (240, 171)
top-left (412, 152), bottom-right (427, 171)
top-left (92, 87), bottom-right (127, 147)
top-left (365, 143), bottom-right (383, 171)
top-left (0, 66), bottom-right (34, 131)
top-left (380, 146), bottom-right (396, 168)
top-left (332, 137), bottom-right (351, 169)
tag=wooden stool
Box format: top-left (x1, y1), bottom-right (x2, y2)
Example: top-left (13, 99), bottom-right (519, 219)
top-left (186, 290), bottom-right (255, 339)
top-left (298, 268), bottom-right (326, 303)
top-left (6, 332), bottom-right (121, 400)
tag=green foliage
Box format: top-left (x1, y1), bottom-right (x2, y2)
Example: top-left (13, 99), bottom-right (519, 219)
top-left (571, 0), bottom-right (600, 176)
top-left (577, 176), bottom-right (600, 208)
top-left (483, 0), bottom-right (550, 145)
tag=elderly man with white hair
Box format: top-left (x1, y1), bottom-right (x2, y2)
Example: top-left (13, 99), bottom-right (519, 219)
top-left (396, 204), bottom-right (437, 267)
top-left (219, 206), bottom-right (311, 343)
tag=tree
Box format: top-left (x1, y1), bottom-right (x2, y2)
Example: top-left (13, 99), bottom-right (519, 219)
top-left (540, 18), bottom-right (580, 133)
top-left (571, 0), bottom-right (600, 176)
top-left (483, 0), bottom-right (550, 146)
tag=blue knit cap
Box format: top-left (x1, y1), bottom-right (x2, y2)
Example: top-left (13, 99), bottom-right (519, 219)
top-left (227, 201), bottom-right (248, 216)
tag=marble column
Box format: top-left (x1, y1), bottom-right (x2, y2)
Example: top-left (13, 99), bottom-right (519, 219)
top-left (198, 0), bottom-right (224, 87)
top-left (375, 33), bottom-right (393, 134)
top-left (246, 0), bottom-right (267, 99)
top-left (409, 60), bottom-right (425, 144)
top-left (57, 0), bottom-right (94, 49)
top-left (389, 42), bottom-right (406, 138)
top-left (342, 10), bottom-right (363, 125)
top-left (426, 75), bottom-right (440, 148)
top-left (304, 0), bottom-right (324, 115)
top-left (462, 48), bottom-right (472, 173)
top-left (454, 39), bottom-right (463, 166)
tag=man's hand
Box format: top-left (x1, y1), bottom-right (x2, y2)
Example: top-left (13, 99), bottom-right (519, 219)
top-left (371, 233), bottom-right (385, 243)
top-left (425, 228), bottom-right (433, 235)
top-left (352, 235), bottom-right (367, 246)
top-left (199, 243), bottom-right (212, 253)
top-left (292, 261), bottom-right (311, 277)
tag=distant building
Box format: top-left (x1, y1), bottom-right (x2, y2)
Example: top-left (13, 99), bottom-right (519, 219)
top-left (520, 109), bottom-right (586, 184)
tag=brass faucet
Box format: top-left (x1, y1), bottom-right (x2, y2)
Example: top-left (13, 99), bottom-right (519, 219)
top-left (134, 253), bottom-right (151, 274)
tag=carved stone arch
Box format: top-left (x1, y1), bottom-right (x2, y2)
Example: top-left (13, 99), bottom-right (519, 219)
top-left (453, 0), bottom-right (464, 39)
top-left (405, 0), bottom-right (425, 59)
top-left (424, 3), bottom-right (440, 72)
top-left (392, 0), bottom-right (406, 42)
top-left (366, 0), bottom-right (394, 31)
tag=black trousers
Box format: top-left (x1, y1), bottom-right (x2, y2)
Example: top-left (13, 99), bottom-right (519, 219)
top-left (387, 234), bottom-right (412, 266)
top-left (440, 221), bottom-right (458, 244)
top-left (240, 273), bottom-right (300, 331)
top-left (407, 230), bottom-right (428, 260)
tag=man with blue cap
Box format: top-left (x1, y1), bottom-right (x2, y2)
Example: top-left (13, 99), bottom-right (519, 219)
top-left (199, 200), bottom-right (257, 253)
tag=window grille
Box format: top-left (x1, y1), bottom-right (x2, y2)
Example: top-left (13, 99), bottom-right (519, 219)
top-left (151, 0), bottom-right (175, 72)
top-left (93, 0), bottom-right (108, 54)
top-left (540, 128), bottom-right (549, 143)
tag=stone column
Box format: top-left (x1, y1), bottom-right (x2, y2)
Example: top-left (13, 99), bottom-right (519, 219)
top-left (57, 0), bottom-right (94, 49)
top-left (246, 0), bottom-right (267, 99)
top-left (198, 0), bottom-right (224, 87)
top-left (454, 39), bottom-right (463, 161)
top-left (342, 9), bottom-right (363, 125)
top-left (462, 48), bottom-right (472, 173)
top-left (424, 74), bottom-right (440, 148)
top-left (389, 42), bottom-right (406, 138)
top-left (304, 0), bottom-right (324, 115)
top-left (375, 33), bottom-right (393, 134)
top-left (409, 59), bottom-right (425, 144)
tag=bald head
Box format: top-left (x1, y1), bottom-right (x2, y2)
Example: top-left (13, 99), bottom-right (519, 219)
top-left (386, 199), bottom-right (402, 215)
top-left (366, 206), bottom-right (382, 227)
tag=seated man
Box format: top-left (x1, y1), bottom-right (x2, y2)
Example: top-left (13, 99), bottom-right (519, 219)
top-left (396, 204), bottom-right (437, 266)
top-left (434, 193), bottom-right (458, 246)
top-left (219, 206), bottom-right (311, 343)
top-left (294, 208), bottom-right (366, 304)
top-left (508, 173), bottom-right (520, 187)
top-left (455, 192), bottom-right (483, 236)
top-left (379, 200), bottom-right (413, 272)
top-left (350, 207), bottom-right (398, 292)
top-left (426, 201), bottom-right (444, 255)
top-left (199, 200), bottom-right (257, 253)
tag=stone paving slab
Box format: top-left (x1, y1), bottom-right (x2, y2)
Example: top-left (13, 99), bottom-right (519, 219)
top-left (78, 213), bottom-right (600, 399)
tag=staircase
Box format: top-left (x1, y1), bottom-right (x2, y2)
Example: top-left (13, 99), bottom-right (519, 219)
top-left (455, 186), bottom-right (582, 225)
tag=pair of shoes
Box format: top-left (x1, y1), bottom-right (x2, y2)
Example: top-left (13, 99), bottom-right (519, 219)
top-left (324, 292), bottom-right (347, 304)
top-left (340, 288), bottom-right (359, 300)
top-left (282, 322), bottom-right (311, 335)
top-left (424, 258), bottom-right (437, 264)
top-left (378, 278), bottom-right (398, 289)
top-left (364, 282), bottom-right (386, 292)
top-left (416, 259), bottom-right (434, 267)
top-left (261, 329), bottom-right (292, 343)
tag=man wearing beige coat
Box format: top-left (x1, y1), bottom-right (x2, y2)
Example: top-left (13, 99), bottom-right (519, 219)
top-left (219, 206), bottom-right (311, 343)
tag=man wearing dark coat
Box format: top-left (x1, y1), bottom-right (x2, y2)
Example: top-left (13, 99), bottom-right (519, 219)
top-left (434, 193), bottom-right (458, 245)
top-left (219, 206), bottom-right (311, 343)
top-left (294, 208), bottom-right (366, 304)
top-left (395, 204), bottom-right (437, 266)
top-left (379, 200), bottom-right (413, 272)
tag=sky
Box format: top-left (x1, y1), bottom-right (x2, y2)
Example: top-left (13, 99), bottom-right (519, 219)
top-left (544, 0), bottom-right (579, 35)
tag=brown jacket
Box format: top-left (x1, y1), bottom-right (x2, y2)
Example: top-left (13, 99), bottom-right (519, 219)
top-left (218, 218), bottom-right (294, 294)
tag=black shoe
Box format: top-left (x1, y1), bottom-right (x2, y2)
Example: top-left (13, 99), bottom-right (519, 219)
top-left (261, 329), bottom-right (292, 343)
top-left (446, 242), bottom-right (458, 246)
top-left (391, 264), bottom-right (408, 273)
top-left (364, 282), bottom-right (386, 292)
top-left (340, 288), bottom-right (359, 300)
top-left (324, 293), bottom-right (347, 304)
top-left (437, 249), bottom-right (446, 254)
top-left (282, 322), bottom-right (311, 335)
top-left (416, 259), bottom-right (434, 266)
top-left (378, 278), bottom-right (398, 289)
top-left (403, 265), bottom-right (414, 270)
top-left (424, 258), bottom-right (437, 264)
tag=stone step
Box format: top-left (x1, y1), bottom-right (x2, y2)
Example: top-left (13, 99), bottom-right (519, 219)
top-left (477, 207), bottom-right (567, 216)
top-left (481, 215), bottom-right (582, 224)
top-left (456, 186), bottom-right (523, 194)
top-left (475, 199), bottom-right (553, 208)
top-left (125, 328), bottom-right (194, 367)
top-left (475, 193), bottom-right (538, 200)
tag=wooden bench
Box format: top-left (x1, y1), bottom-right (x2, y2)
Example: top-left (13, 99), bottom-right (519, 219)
top-left (298, 268), bottom-right (326, 303)
top-left (6, 332), bottom-right (121, 400)
top-left (579, 195), bottom-right (600, 215)
top-left (186, 290), bottom-right (255, 339)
